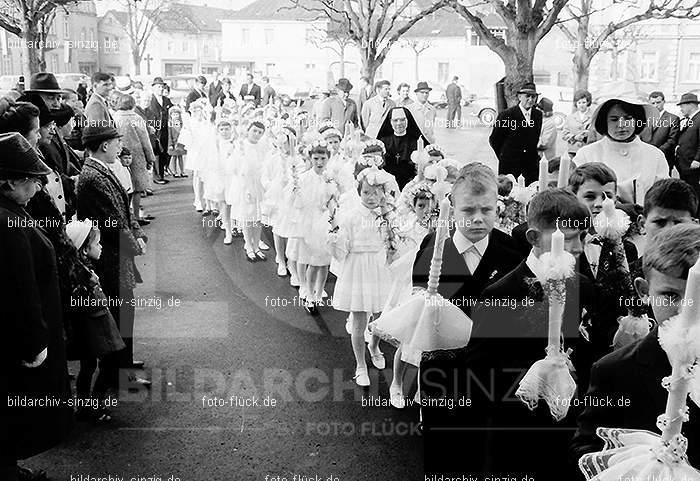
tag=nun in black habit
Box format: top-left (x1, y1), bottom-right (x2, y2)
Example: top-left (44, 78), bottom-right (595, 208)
top-left (376, 106), bottom-right (429, 190)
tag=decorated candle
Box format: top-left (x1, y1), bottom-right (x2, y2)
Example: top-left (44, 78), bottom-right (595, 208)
top-left (602, 196), bottom-right (616, 217)
top-left (427, 196), bottom-right (452, 295)
top-left (517, 174), bottom-right (526, 189)
top-left (557, 155), bottom-right (570, 188)
top-left (538, 157), bottom-right (549, 192)
top-left (417, 136), bottom-right (425, 154)
top-left (551, 223), bottom-right (565, 258)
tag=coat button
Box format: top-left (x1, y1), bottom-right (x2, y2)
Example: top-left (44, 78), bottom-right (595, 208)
top-left (58, 195), bottom-right (62, 199)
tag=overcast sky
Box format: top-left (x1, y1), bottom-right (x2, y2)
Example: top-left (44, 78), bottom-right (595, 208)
top-left (94, 0), bottom-right (257, 15)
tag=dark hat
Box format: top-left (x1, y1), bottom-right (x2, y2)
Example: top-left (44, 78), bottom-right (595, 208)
top-left (50, 104), bottom-right (75, 127)
top-left (677, 93), bottom-right (700, 105)
top-left (336, 78), bottom-right (353, 92)
top-left (152, 77), bottom-right (166, 86)
top-left (81, 125), bottom-right (121, 146)
top-left (17, 92), bottom-right (54, 127)
top-left (196, 75), bottom-right (207, 85)
top-left (0, 132), bottom-right (53, 179)
top-left (517, 82), bottom-right (538, 95)
top-left (24, 72), bottom-right (66, 94)
top-left (414, 81), bottom-right (432, 93)
top-left (537, 97), bottom-right (553, 113)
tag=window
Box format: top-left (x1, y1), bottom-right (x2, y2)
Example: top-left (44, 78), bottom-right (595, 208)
top-left (264, 28), bottom-right (273, 46)
top-left (305, 28), bottom-right (314, 45)
top-left (167, 40), bottom-right (174, 53)
top-left (113, 39), bottom-right (119, 53)
top-left (305, 63), bottom-right (315, 70)
top-left (688, 53), bottom-right (700, 82)
top-left (63, 16), bottom-right (70, 39)
top-left (88, 28), bottom-right (94, 42)
top-left (50, 55), bottom-right (58, 73)
top-left (470, 30), bottom-right (481, 46)
top-left (266, 63), bottom-right (275, 76)
top-left (49, 18), bottom-right (56, 35)
top-left (639, 52), bottom-right (657, 81)
top-left (104, 36), bottom-right (110, 53)
top-left (80, 28), bottom-right (86, 42)
top-left (242, 28), bottom-right (250, 46)
top-left (183, 41), bottom-right (188, 53)
top-left (437, 62), bottom-right (449, 84)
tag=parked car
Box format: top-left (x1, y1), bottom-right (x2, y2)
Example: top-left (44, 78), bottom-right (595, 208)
top-left (163, 74), bottom-right (201, 105)
top-left (0, 75), bottom-right (19, 91)
top-left (54, 73), bottom-right (89, 91)
top-left (468, 85), bottom-right (574, 128)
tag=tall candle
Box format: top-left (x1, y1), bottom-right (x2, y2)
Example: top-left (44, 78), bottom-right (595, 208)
top-left (661, 256), bottom-right (700, 441)
top-left (601, 196), bottom-right (616, 217)
top-left (427, 196), bottom-right (452, 295)
top-left (538, 157), bottom-right (549, 192)
top-left (517, 174), bottom-right (526, 189)
top-left (551, 223), bottom-right (565, 257)
top-left (417, 137), bottom-right (424, 153)
top-left (557, 154), bottom-right (570, 188)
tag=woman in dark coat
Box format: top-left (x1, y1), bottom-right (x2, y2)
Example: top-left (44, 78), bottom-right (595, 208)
top-left (0, 132), bottom-right (73, 481)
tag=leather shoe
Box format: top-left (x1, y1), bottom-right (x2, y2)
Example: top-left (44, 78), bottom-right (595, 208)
top-left (17, 466), bottom-right (47, 481)
top-left (131, 360), bottom-right (145, 369)
top-left (137, 219), bottom-right (150, 226)
top-left (127, 375), bottom-right (152, 392)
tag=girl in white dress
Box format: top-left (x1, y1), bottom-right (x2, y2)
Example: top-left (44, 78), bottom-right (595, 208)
top-left (374, 182), bottom-right (435, 407)
top-left (296, 141), bottom-right (338, 313)
top-left (328, 166), bottom-right (397, 387)
top-left (211, 119), bottom-right (235, 244)
top-left (230, 121), bottom-right (268, 262)
top-left (262, 126), bottom-right (297, 276)
top-left (179, 99), bottom-right (213, 212)
top-left (201, 120), bottom-right (229, 217)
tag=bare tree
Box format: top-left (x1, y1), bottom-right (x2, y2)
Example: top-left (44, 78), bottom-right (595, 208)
top-left (117, 0), bottom-right (171, 75)
top-left (449, 0), bottom-right (569, 106)
top-left (309, 21), bottom-right (354, 79)
top-left (557, 0), bottom-right (700, 92)
top-left (400, 37), bottom-right (432, 84)
top-left (0, 0), bottom-right (83, 76)
top-left (283, 0), bottom-right (451, 84)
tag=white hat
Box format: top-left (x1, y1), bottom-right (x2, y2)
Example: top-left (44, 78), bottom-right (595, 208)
top-left (66, 218), bottom-right (94, 249)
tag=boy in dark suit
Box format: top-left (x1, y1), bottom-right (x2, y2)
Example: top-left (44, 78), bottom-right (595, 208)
top-left (568, 163), bottom-right (639, 360)
top-left (570, 223), bottom-right (700, 476)
top-left (421, 188), bottom-right (594, 479)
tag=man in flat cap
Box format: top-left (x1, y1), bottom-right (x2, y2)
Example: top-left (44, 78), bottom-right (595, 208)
top-left (0, 132), bottom-right (73, 481)
top-left (77, 125), bottom-right (151, 388)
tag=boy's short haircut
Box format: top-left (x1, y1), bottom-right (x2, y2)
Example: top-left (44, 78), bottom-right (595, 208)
top-left (375, 80), bottom-right (390, 89)
top-left (248, 121), bottom-right (265, 131)
top-left (567, 162), bottom-right (617, 193)
top-left (451, 162), bottom-right (497, 197)
top-left (643, 178), bottom-right (699, 216)
top-left (119, 147), bottom-right (131, 157)
top-left (528, 188), bottom-right (591, 231)
top-left (643, 223), bottom-right (700, 278)
top-left (91, 72), bottom-right (111, 85)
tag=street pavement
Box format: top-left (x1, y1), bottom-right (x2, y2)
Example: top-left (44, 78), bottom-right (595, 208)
top-left (29, 122), bottom-right (563, 480)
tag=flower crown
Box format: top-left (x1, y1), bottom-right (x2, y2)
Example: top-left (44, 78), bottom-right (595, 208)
top-left (426, 144), bottom-right (445, 157)
top-left (423, 164), bottom-right (448, 182)
top-left (356, 165), bottom-right (397, 192)
top-left (304, 139), bottom-right (330, 156)
top-left (321, 127), bottom-right (342, 140)
top-left (402, 181), bottom-right (435, 211)
top-left (362, 139), bottom-right (386, 156)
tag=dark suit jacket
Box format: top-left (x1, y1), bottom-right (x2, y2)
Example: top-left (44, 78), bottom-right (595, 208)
top-left (647, 110), bottom-right (680, 169)
top-left (344, 98), bottom-right (359, 130)
top-left (185, 88), bottom-right (207, 113)
top-left (421, 258), bottom-right (595, 478)
top-left (445, 83), bottom-right (462, 105)
top-left (213, 91), bottom-right (237, 108)
top-left (208, 81), bottom-right (223, 107)
top-left (569, 329), bottom-right (700, 477)
top-left (76, 158), bottom-right (144, 293)
top-left (239, 83), bottom-right (261, 105)
top-left (510, 221), bottom-right (531, 259)
top-left (38, 135), bottom-right (81, 219)
top-left (676, 110), bottom-right (700, 174)
top-left (146, 95), bottom-right (173, 153)
top-left (489, 105), bottom-right (543, 183)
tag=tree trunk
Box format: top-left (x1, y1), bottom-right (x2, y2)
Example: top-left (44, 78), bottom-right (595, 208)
top-left (573, 51), bottom-right (592, 93)
top-left (132, 48), bottom-right (142, 75)
top-left (339, 45), bottom-right (345, 79)
top-left (360, 52), bottom-right (380, 85)
top-left (414, 51), bottom-right (420, 85)
top-left (20, 18), bottom-right (43, 77)
top-left (501, 37), bottom-right (535, 107)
